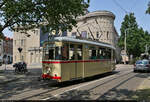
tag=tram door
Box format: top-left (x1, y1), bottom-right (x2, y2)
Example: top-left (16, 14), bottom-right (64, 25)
top-left (69, 44), bottom-right (83, 79)
top-left (69, 44), bottom-right (76, 79)
top-left (76, 45), bottom-right (83, 78)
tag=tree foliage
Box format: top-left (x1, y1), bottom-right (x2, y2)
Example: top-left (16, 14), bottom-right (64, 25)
top-left (118, 13), bottom-right (150, 58)
top-left (146, 1), bottom-right (150, 14)
top-left (0, 0), bottom-right (90, 38)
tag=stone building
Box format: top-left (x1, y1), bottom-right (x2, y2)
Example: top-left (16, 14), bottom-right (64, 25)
top-left (67, 10), bottom-right (118, 46)
top-left (13, 28), bottom-right (48, 64)
top-left (0, 37), bottom-right (13, 64)
top-left (13, 10), bottom-right (120, 65)
top-left (0, 39), bottom-right (3, 64)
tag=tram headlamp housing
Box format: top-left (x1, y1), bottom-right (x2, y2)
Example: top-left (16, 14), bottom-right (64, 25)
top-left (46, 66), bottom-right (51, 74)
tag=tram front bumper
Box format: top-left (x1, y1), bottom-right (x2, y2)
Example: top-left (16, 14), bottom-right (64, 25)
top-left (42, 74), bottom-right (61, 80)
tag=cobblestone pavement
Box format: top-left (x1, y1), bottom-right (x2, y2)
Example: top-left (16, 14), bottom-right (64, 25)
top-left (0, 64), bottom-right (150, 101)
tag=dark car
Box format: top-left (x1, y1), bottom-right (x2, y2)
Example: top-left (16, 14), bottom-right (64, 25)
top-left (134, 59), bottom-right (150, 72)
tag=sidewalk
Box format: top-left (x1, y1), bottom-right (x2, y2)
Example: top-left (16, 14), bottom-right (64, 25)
top-left (0, 63), bottom-right (42, 85)
top-left (132, 76), bottom-right (150, 101)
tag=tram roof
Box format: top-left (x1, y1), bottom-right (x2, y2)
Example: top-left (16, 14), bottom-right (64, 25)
top-left (47, 37), bottom-right (116, 50)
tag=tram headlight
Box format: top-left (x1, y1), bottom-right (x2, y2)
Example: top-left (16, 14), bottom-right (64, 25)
top-left (46, 67), bottom-right (51, 74)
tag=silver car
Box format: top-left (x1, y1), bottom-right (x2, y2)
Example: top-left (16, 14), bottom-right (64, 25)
top-left (134, 59), bottom-right (150, 72)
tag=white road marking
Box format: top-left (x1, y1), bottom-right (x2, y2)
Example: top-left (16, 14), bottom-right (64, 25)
top-left (42, 70), bottom-right (132, 100)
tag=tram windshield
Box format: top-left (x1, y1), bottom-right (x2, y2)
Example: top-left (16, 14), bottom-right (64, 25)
top-left (43, 43), bottom-right (69, 60)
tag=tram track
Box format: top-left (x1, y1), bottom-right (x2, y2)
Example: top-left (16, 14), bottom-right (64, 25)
top-left (69, 71), bottom-right (139, 100)
top-left (40, 69), bottom-right (135, 100)
top-left (6, 68), bottom-right (135, 100)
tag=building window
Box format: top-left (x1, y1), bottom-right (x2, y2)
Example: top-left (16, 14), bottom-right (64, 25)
top-left (96, 32), bottom-right (99, 38)
top-left (89, 46), bottom-right (96, 60)
top-left (22, 56), bottom-right (24, 61)
top-left (107, 31), bottom-right (109, 39)
top-left (21, 39), bottom-right (23, 46)
top-left (15, 56), bottom-right (16, 61)
top-left (62, 31), bottom-right (67, 36)
top-left (14, 40), bottom-right (16, 45)
top-left (72, 32), bottom-right (77, 37)
top-left (81, 31), bottom-right (87, 38)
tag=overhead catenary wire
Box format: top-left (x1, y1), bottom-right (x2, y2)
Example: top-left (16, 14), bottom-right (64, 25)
top-left (112, 0), bottom-right (129, 14)
top-left (130, 0), bottom-right (138, 12)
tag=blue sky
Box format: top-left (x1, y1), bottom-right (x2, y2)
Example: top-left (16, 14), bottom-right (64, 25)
top-left (3, 0), bottom-right (150, 38)
top-left (88, 0), bottom-right (150, 35)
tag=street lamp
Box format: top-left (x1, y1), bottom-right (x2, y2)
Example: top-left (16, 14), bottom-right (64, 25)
top-left (124, 27), bottom-right (134, 64)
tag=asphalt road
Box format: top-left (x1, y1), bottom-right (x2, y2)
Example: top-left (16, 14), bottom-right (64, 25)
top-left (0, 64), bottom-right (150, 100)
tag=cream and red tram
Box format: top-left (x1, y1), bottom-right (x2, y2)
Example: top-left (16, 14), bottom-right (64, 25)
top-left (42, 37), bottom-right (116, 82)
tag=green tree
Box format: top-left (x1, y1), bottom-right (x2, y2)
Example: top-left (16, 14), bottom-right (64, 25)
top-left (146, 1), bottom-right (150, 14)
top-left (0, 0), bottom-right (89, 38)
top-left (118, 13), bottom-right (150, 58)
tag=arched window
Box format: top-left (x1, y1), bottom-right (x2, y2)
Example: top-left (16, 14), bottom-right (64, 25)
top-left (96, 32), bottom-right (99, 38)
top-left (107, 31), bottom-right (109, 39)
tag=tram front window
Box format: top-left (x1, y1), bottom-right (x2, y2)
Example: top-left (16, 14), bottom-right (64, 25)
top-left (43, 44), bottom-right (69, 60)
top-left (43, 47), bottom-right (61, 60)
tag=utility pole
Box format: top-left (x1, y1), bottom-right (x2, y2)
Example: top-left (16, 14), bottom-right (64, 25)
top-left (145, 44), bottom-right (148, 54)
top-left (124, 27), bottom-right (134, 64)
top-left (124, 29), bottom-right (127, 64)
top-left (124, 29), bottom-right (127, 55)
top-left (145, 44), bottom-right (149, 55)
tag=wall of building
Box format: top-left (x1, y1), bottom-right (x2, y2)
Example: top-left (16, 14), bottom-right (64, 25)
top-left (13, 28), bottom-right (48, 65)
top-left (67, 10), bottom-right (117, 46)
top-left (1, 37), bottom-right (13, 64)
top-left (0, 39), bottom-right (3, 63)
top-left (13, 10), bottom-right (120, 65)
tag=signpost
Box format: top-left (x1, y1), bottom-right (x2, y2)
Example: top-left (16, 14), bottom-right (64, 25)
top-left (18, 47), bottom-right (22, 61)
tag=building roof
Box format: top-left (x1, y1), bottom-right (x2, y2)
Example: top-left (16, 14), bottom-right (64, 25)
top-left (77, 10), bottom-right (115, 21)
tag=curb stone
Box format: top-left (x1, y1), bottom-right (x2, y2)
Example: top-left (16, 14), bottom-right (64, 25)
top-left (0, 77), bottom-right (20, 84)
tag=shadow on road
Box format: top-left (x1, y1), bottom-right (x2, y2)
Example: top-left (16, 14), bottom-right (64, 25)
top-left (0, 67), bottom-right (51, 99)
top-left (50, 89), bottom-right (92, 100)
top-left (0, 69), bottom-right (118, 99)
top-left (54, 71), bottom-right (118, 88)
top-left (134, 72), bottom-right (150, 78)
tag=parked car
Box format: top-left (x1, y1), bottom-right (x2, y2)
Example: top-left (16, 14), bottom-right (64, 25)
top-left (133, 59), bottom-right (150, 72)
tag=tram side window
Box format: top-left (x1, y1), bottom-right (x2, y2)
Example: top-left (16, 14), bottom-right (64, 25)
top-left (102, 48), bottom-right (107, 59)
top-left (106, 49), bottom-right (111, 59)
top-left (113, 50), bottom-right (115, 60)
top-left (43, 48), bottom-right (54, 60)
top-left (55, 47), bottom-right (62, 60)
top-left (89, 47), bottom-right (97, 59)
top-left (102, 48), bottom-right (111, 59)
top-left (44, 49), bottom-right (49, 60)
top-left (49, 49), bottom-right (54, 59)
top-left (77, 45), bottom-right (82, 60)
top-left (62, 44), bottom-right (69, 60)
top-left (98, 47), bottom-right (106, 59)
top-left (69, 44), bottom-right (75, 60)
top-left (97, 48), bottom-right (103, 59)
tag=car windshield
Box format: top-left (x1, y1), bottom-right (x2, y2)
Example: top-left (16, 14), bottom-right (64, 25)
top-left (136, 60), bottom-right (149, 64)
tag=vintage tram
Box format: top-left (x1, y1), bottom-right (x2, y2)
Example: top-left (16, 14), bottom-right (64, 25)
top-left (42, 37), bottom-right (116, 82)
